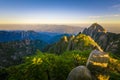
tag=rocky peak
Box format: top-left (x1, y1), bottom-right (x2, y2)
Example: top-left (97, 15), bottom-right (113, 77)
top-left (83, 23), bottom-right (107, 34)
top-left (83, 23), bottom-right (120, 55)
top-left (88, 23), bottom-right (107, 33)
top-left (82, 23), bottom-right (108, 50)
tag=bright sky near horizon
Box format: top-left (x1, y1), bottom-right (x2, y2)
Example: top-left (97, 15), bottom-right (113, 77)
top-left (0, 0), bottom-right (120, 25)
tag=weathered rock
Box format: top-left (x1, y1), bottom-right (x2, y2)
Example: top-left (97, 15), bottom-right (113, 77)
top-left (67, 66), bottom-right (92, 80)
top-left (86, 50), bottom-right (109, 80)
top-left (67, 50), bottom-right (110, 80)
top-left (86, 50), bottom-right (109, 67)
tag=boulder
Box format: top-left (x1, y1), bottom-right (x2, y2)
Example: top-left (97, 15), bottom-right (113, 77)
top-left (66, 66), bottom-right (92, 80)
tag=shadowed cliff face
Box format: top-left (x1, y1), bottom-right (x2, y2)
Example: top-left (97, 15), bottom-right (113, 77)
top-left (83, 23), bottom-right (120, 55)
top-left (0, 39), bottom-right (48, 67)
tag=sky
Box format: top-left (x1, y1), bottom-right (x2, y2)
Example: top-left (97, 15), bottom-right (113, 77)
top-left (0, 0), bottom-right (120, 25)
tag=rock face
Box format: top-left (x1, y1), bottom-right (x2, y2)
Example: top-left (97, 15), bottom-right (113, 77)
top-left (48, 34), bottom-right (103, 54)
top-left (83, 23), bottom-right (107, 50)
top-left (83, 23), bottom-right (120, 55)
top-left (86, 50), bottom-right (109, 67)
top-left (67, 66), bottom-right (92, 80)
top-left (86, 50), bottom-right (109, 80)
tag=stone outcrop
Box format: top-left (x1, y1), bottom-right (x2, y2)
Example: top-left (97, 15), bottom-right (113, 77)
top-left (86, 50), bottom-right (109, 80)
top-left (66, 66), bottom-right (92, 80)
top-left (86, 50), bottom-right (109, 67)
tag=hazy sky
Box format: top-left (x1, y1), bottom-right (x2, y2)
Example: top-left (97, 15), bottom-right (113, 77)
top-left (0, 0), bottom-right (120, 24)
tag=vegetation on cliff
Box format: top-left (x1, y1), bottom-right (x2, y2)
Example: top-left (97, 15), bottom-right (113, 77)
top-left (0, 50), bottom-right (120, 80)
top-left (48, 34), bottom-right (102, 54)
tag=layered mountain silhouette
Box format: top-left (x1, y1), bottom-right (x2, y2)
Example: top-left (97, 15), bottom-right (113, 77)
top-left (83, 23), bottom-right (120, 56)
top-left (0, 24), bottom-right (83, 34)
top-left (0, 31), bottom-right (70, 43)
top-left (0, 31), bottom-right (71, 67)
top-left (0, 23), bottom-right (120, 68)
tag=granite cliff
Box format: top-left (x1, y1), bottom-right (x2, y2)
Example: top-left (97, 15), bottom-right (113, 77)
top-left (83, 23), bottom-right (120, 56)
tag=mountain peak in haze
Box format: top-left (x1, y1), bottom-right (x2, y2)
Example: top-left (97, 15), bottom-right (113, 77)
top-left (88, 23), bottom-right (107, 33)
top-left (83, 23), bottom-right (107, 38)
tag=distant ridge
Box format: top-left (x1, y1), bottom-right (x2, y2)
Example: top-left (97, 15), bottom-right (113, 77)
top-left (0, 31), bottom-right (70, 43)
top-left (0, 24), bottom-right (83, 34)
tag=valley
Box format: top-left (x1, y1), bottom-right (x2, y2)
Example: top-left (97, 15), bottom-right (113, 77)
top-left (0, 23), bottom-right (120, 80)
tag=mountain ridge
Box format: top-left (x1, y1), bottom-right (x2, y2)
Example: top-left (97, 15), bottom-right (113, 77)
top-left (48, 34), bottom-right (103, 54)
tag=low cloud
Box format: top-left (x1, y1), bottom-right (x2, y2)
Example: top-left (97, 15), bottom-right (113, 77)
top-left (112, 14), bottom-right (120, 17)
top-left (89, 14), bottom-right (120, 19)
top-left (89, 16), bottom-right (101, 19)
top-left (106, 14), bottom-right (120, 17)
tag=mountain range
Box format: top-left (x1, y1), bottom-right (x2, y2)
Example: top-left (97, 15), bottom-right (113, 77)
top-left (0, 24), bottom-right (83, 34)
top-left (0, 31), bottom-right (71, 43)
top-left (0, 23), bottom-right (120, 80)
top-left (0, 23), bottom-right (120, 68)
top-left (0, 31), bottom-right (71, 67)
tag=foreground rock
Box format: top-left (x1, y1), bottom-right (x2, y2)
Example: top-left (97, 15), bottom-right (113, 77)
top-left (86, 49), bottom-right (109, 80)
top-left (67, 50), bottom-right (109, 80)
top-left (86, 50), bottom-right (109, 67)
top-left (66, 66), bottom-right (92, 80)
